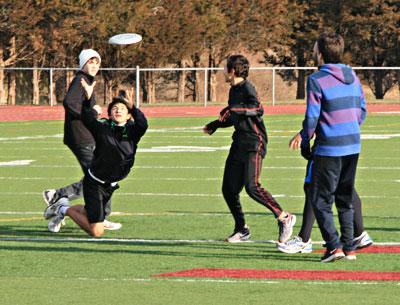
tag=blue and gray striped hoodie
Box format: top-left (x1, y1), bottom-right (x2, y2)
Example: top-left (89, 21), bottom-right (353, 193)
top-left (300, 64), bottom-right (367, 157)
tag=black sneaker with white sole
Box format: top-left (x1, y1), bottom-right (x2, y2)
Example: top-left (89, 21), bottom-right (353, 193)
top-left (225, 226), bottom-right (251, 243)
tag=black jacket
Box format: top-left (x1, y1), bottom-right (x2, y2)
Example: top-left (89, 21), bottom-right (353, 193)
top-left (81, 100), bottom-right (148, 183)
top-left (63, 71), bottom-right (98, 146)
top-left (206, 80), bottom-right (268, 157)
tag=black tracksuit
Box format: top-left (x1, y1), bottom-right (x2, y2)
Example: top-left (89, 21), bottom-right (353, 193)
top-left (54, 71), bottom-right (102, 208)
top-left (206, 80), bottom-right (283, 231)
top-left (64, 70), bottom-right (98, 147)
top-left (81, 100), bottom-right (148, 223)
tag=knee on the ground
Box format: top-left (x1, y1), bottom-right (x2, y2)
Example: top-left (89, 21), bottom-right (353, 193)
top-left (89, 224), bottom-right (104, 237)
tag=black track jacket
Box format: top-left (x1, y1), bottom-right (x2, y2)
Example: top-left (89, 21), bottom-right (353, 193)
top-left (206, 79), bottom-right (268, 157)
top-left (81, 101), bottom-right (148, 183)
top-left (63, 71), bottom-right (98, 146)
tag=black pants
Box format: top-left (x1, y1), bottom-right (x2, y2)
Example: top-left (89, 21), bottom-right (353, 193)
top-left (310, 154), bottom-right (359, 251)
top-left (222, 151), bottom-right (283, 231)
top-left (55, 143), bottom-right (112, 217)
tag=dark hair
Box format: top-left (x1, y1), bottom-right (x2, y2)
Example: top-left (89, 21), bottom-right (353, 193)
top-left (317, 32), bottom-right (344, 64)
top-left (107, 96), bottom-right (131, 116)
top-left (226, 55), bottom-right (249, 78)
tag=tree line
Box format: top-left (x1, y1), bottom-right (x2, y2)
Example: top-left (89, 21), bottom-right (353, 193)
top-left (0, 0), bottom-right (399, 105)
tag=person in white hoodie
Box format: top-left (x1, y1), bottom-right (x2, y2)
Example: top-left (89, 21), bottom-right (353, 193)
top-left (42, 49), bottom-right (121, 233)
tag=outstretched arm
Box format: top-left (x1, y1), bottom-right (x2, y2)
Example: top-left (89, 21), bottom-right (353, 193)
top-left (130, 106), bottom-right (148, 143)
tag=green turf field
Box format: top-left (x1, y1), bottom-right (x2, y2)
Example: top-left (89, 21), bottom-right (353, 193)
top-left (0, 114), bottom-right (399, 305)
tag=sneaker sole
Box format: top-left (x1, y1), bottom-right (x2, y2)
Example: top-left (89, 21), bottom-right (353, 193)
top-left (277, 246), bottom-right (313, 254)
top-left (356, 241), bottom-right (373, 250)
top-left (225, 234), bottom-right (251, 243)
top-left (321, 254), bottom-right (345, 263)
top-left (104, 225), bottom-right (122, 231)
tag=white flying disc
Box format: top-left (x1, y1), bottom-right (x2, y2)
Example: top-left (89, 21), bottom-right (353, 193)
top-left (108, 33), bottom-right (142, 45)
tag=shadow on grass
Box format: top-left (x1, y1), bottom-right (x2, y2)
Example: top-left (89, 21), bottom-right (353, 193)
top-left (0, 239), bottom-right (319, 262)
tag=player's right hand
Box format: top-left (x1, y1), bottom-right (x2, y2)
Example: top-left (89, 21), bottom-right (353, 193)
top-left (93, 105), bottom-right (102, 115)
top-left (203, 126), bottom-right (213, 135)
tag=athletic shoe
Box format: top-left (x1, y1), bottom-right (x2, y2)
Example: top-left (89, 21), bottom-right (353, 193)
top-left (225, 225), bottom-right (251, 243)
top-left (320, 248), bottom-right (345, 263)
top-left (103, 219), bottom-right (122, 231)
top-left (43, 197), bottom-right (69, 220)
top-left (278, 213), bottom-right (296, 243)
top-left (42, 189), bottom-right (57, 206)
top-left (48, 215), bottom-right (65, 233)
top-left (277, 236), bottom-right (312, 254)
top-left (344, 250), bottom-right (357, 261)
top-left (354, 231), bottom-right (373, 249)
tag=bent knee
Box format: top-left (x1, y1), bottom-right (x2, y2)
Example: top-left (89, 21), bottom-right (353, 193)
top-left (89, 223), bottom-right (104, 237)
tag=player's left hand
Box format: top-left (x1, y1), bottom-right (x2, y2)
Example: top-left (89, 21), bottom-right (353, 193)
top-left (81, 78), bottom-right (96, 99)
top-left (289, 132), bottom-right (302, 150)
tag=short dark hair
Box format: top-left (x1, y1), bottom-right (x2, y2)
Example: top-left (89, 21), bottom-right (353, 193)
top-left (226, 55), bottom-right (249, 78)
top-left (317, 32), bottom-right (344, 64)
top-left (107, 96), bottom-right (131, 116)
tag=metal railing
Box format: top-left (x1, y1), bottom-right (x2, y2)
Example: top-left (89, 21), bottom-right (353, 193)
top-left (1, 66), bottom-right (399, 106)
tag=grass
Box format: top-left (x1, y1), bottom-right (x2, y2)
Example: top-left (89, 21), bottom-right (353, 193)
top-left (0, 114), bottom-right (399, 305)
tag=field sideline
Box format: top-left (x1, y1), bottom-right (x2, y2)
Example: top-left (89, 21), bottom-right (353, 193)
top-left (0, 107), bottom-right (399, 304)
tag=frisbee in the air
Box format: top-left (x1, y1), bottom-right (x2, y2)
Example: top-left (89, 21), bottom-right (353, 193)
top-left (108, 33), bottom-right (142, 45)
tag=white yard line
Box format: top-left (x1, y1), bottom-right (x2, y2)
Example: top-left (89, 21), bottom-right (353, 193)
top-left (1, 191), bottom-right (400, 199)
top-left (0, 236), bottom-right (399, 246)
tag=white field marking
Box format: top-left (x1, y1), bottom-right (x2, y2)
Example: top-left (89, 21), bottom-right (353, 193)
top-left (7, 276), bottom-right (398, 286)
top-left (0, 236), bottom-right (399, 247)
top-left (0, 191), bottom-right (284, 198)
top-left (0, 176), bottom-right (220, 181)
top-left (2, 191), bottom-right (400, 200)
top-left (1, 176), bottom-right (399, 184)
top-left (0, 134), bottom-right (62, 141)
top-left (374, 111), bottom-right (400, 114)
top-left (139, 146), bottom-right (230, 153)
top-left (2, 211), bottom-right (400, 221)
top-left (25, 164), bottom-right (400, 170)
top-left (0, 160), bottom-right (34, 166)
top-left (362, 134), bottom-right (400, 140)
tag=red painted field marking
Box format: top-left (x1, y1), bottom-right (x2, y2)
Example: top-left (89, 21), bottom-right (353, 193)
top-left (155, 268), bottom-right (400, 281)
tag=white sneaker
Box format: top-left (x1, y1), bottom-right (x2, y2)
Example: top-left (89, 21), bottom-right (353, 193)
top-left (103, 219), bottom-right (122, 230)
top-left (354, 231), bottom-right (373, 249)
top-left (42, 189), bottom-right (57, 206)
top-left (277, 236), bottom-right (313, 254)
top-left (225, 225), bottom-right (251, 243)
top-left (48, 215), bottom-right (66, 233)
top-left (278, 213), bottom-right (296, 243)
top-left (43, 197), bottom-right (69, 220)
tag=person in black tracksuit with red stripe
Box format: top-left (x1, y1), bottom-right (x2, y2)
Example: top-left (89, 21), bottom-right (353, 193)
top-left (204, 55), bottom-right (296, 243)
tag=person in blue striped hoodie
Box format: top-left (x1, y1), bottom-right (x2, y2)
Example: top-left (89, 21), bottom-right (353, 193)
top-left (300, 32), bottom-right (367, 263)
